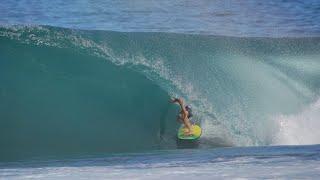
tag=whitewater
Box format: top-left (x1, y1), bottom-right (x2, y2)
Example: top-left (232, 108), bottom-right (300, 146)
top-left (0, 0), bottom-right (320, 179)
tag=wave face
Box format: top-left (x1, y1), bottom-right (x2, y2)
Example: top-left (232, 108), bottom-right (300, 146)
top-left (0, 26), bottom-right (180, 161)
top-left (1, 26), bottom-right (320, 161)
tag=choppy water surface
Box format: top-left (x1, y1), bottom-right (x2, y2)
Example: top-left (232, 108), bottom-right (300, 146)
top-left (1, 145), bottom-right (320, 179)
top-left (0, 0), bottom-right (319, 37)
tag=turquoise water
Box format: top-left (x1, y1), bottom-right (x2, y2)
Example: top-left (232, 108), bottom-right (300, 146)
top-left (1, 0), bottom-right (320, 179)
top-left (1, 26), bottom-right (319, 162)
top-left (0, 27), bottom-right (180, 161)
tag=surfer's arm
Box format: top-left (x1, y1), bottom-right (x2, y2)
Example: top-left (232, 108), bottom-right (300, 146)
top-left (172, 98), bottom-right (188, 116)
top-left (178, 99), bottom-right (188, 115)
top-left (170, 97), bottom-right (179, 103)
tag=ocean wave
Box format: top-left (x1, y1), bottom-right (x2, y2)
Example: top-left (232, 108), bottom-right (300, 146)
top-left (1, 25), bottom-right (319, 161)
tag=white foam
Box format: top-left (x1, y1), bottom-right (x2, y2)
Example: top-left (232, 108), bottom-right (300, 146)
top-left (273, 98), bottom-right (320, 145)
top-left (1, 152), bottom-right (319, 179)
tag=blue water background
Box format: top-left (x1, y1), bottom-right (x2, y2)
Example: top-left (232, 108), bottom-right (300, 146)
top-left (1, 0), bottom-right (320, 37)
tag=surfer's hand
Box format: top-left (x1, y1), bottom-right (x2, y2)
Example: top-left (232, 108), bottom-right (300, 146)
top-left (170, 97), bottom-right (178, 103)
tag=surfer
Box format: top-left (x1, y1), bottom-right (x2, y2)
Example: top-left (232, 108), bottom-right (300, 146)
top-left (171, 98), bottom-right (193, 135)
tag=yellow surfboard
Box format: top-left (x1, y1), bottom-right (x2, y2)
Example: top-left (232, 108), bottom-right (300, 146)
top-left (177, 124), bottom-right (202, 140)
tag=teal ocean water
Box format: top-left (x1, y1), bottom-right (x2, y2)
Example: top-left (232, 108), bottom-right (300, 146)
top-left (1, 0), bottom-right (320, 179)
top-left (1, 26), bottom-right (320, 160)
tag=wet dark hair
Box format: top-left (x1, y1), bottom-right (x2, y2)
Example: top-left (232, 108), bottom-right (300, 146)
top-left (185, 105), bottom-right (193, 118)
